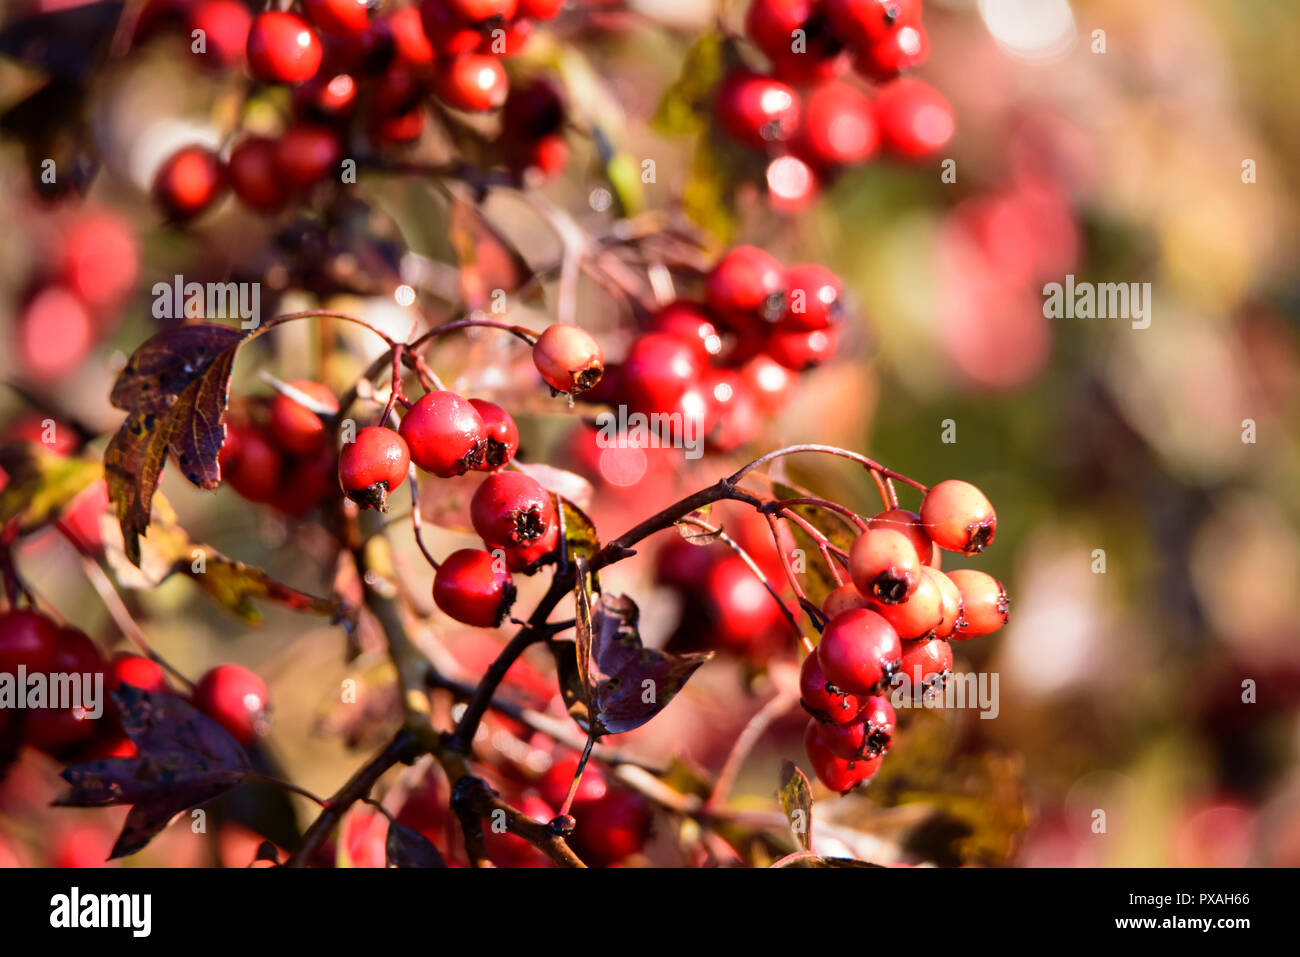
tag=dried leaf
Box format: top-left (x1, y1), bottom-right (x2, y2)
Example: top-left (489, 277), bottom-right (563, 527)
top-left (0, 444), bottom-right (100, 532)
top-left (559, 495), bottom-right (600, 567)
top-left (386, 820), bottom-right (447, 868)
top-left (448, 197), bottom-right (533, 310)
top-left (778, 761), bottom-right (814, 852)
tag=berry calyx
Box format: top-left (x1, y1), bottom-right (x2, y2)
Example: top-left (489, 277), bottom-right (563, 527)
top-left (947, 568), bottom-right (1008, 639)
top-left (468, 399), bottom-right (519, 470)
top-left (849, 526), bottom-right (922, 604)
top-left (920, 479), bottom-right (997, 555)
top-left (868, 563), bottom-right (944, 639)
top-left (399, 390), bottom-right (487, 477)
top-left (193, 664), bottom-right (270, 745)
top-left (433, 548), bottom-right (516, 627)
top-left (799, 652), bottom-right (861, 725)
top-left (153, 146), bottom-right (226, 221)
top-left (896, 636), bottom-right (952, 701)
top-left (268, 380), bottom-right (338, 455)
top-left (339, 426), bottom-right (410, 511)
top-left (533, 324), bottom-right (604, 396)
top-left (246, 12), bottom-right (324, 84)
top-left (816, 607), bottom-right (902, 695)
top-left (471, 470), bottom-right (557, 548)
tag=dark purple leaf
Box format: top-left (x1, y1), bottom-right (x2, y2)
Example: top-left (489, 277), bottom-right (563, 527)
top-left (386, 820), bottom-right (447, 868)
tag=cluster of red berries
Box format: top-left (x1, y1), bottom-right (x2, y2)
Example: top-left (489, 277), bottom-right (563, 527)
top-left (14, 209), bottom-right (139, 380)
top-left (148, 0), bottom-right (570, 220)
top-left (800, 479), bottom-right (1008, 792)
top-left (219, 381), bottom-right (342, 516)
top-left (0, 606), bottom-right (270, 757)
top-left (590, 246), bottom-right (842, 453)
top-left (718, 0), bottom-right (951, 209)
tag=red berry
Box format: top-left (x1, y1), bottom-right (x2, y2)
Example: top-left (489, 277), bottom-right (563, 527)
top-left (804, 718), bottom-right (880, 792)
top-left (497, 524), bottom-right (560, 573)
top-left (467, 399), bottom-right (519, 470)
top-left (268, 380), bottom-right (338, 455)
top-left (765, 154), bottom-right (820, 213)
top-left (649, 302), bottom-right (722, 364)
top-left (703, 370), bottom-right (762, 452)
top-left (795, 80), bottom-right (878, 169)
top-left (868, 563), bottom-right (943, 639)
top-left (740, 354), bottom-right (796, 415)
top-left (715, 70), bottom-right (801, 150)
top-left (817, 713), bottom-right (866, 760)
top-left (246, 12), bottom-right (324, 84)
top-left (849, 526), bottom-right (921, 604)
top-left (746, 0), bottom-right (845, 82)
top-left (947, 568), bottom-right (1008, 639)
top-left (436, 53), bottom-right (508, 111)
top-left (24, 627), bottom-right (105, 755)
top-left (799, 651), bottom-right (861, 724)
top-left (780, 263), bottom-right (843, 331)
top-left (706, 245), bottom-right (787, 330)
top-left (866, 508), bottom-right (936, 566)
top-left (518, 0), bottom-right (565, 20)
top-left (859, 695), bottom-right (896, 758)
top-left (188, 0), bottom-right (253, 68)
top-left (920, 479), bottom-right (996, 555)
top-left (432, 548), bottom-right (516, 627)
top-left (17, 287), bottom-right (94, 380)
top-left (571, 788), bottom-right (650, 867)
top-left (152, 145), bottom-right (226, 221)
top-left (874, 78), bottom-right (953, 159)
top-left (896, 636), bottom-right (951, 700)
top-left (371, 7), bottom-right (436, 67)
top-left (470, 470), bottom-right (557, 548)
top-left (927, 566), bottom-right (963, 639)
top-left (339, 426), bottom-right (410, 510)
top-left (0, 609), bottom-right (59, 677)
top-left (856, 22), bottom-right (929, 80)
top-left (106, 652), bottom-right (169, 695)
top-left (448, 0), bottom-right (518, 22)
top-left (816, 607), bottom-right (901, 695)
top-left (276, 443), bottom-right (338, 517)
top-left (516, 133), bottom-right (569, 180)
top-left (619, 332), bottom-right (703, 415)
top-left (294, 72), bottom-right (359, 119)
top-left (419, 0), bottom-right (484, 57)
top-left (227, 136), bottom-right (285, 212)
top-left (821, 582), bottom-right (870, 619)
top-left (302, 0), bottom-right (371, 37)
top-left (399, 390), bottom-right (487, 477)
top-left (58, 212), bottom-right (139, 313)
top-left (702, 555), bottom-right (787, 654)
top-left (225, 426), bottom-right (284, 503)
top-left (372, 108), bottom-right (426, 144)
top-left (193, 664), bottom-right (270, 745)
top-left (533, 324), bottom-right (604, 396)
top-left (275, 124), bottom-right (343, 189)
top-left (540, 752), bottom-right (608, 809)
top-left (765, 325), bottom-right (838, 371)
top-left (826, 0), bottom-right (922, 49)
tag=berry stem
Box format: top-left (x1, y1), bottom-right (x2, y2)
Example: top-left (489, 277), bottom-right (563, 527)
top-left (727, 444), bottom-right (928, 494)
top-left (706, 688), bottom-right (801, 812)
top-left (406, 467), bottom-right (440, 571)
top-left (768, 496), bottom-right (868, 531)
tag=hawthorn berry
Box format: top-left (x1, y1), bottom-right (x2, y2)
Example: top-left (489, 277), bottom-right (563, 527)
top-left (866, 507), bottom-right (936, 566)
top-left (849, 526), bottom-right (922, 604)
top-left (518, 0), bottom-right (565, 20)
top-left (470, 470), bottom-right (557, 547)
top-left (17, 287), bottom-right (95, 380)
top-left (920, 479), bottom-right (996, 555)
top-left (765, 155), bottom-right (821, 213)
top-left (338, 426), bottom-right (410, 511)
top-left (619, 332), bottom-right (704, 414)
top-left (740, 354), bottom-right (796, 415)
top-left (436, 53), bottom-right (509, 111)
top-left (532, 324), bottom-right (604, 396)
top-left (765, 325), bottom-right (839, 370)
top-left (399, 390), bottom-right (487, 477)
top-left (826, 0), bottom-right (922, 50)
top-left (947, 568), bottom-right (1008, 639)
top-left (702, 555), bottom-right (787, 654)
top-left (23, 627), bottom-right (105, 755)
top-left (874, 78), bottom-right (954, 159)
top-left (859, 695), bottom-right (896, 758)
top-left (821, 582), bottom-right (870, 620)
top-left (896, 636), bottom-right (952, 700)
top-left (0, 609), bottom-right (59, 677)
top-left (804, 718), bottom-right (880, 792)
top-left (57, 213), bottom-right (139, 314)
top-left (746, 0), bottom-right (845, 82)
top-left (193, 664), bottom-right (271, 745)
top-left (447, 0), bottom-right (518, 22)
top-left (246, 12), bottom-right (324, 84)
top-left (570, 788), bottom-right (651, 867)
top-left (795, 81), bottom-right (878, 169)
top-left (152, 145), bottom-right (226, 221)
top-left (780, 263), bottom-right (843, 331)
top-left (714, 70), bottom-right (802, 150)
top-left (432, 548), bottom-right (516, 627)
top-left (368, 7), bottom-right (436, 68)
top-left (419, 0), bottom-right (485, 57)
top-left (649, 302), bottom-right (723, 364)
top-left (275, 442), bottom-right (339, 517)
top-left (816, 607), bottom-right (902, 695)
top-left (799, 651), bottom-right (861, 725)
top-left (106, 652), bottom-right (169, 695)
top-left (927, 566), bottom-right (963, 639)
top-left (227, 136), bottom-right (285, 212)
top-left (275, 124), bottom-right (343, 190)
top-left (468, 399), bottom-right (519, 470)
top-left (224, 426), bottom-right (284, 503)
top-left (705, 245), bottom-right (787, 330)
top-left (498, 524), bottom-right (560, 573)
top-left (188, 0), bottom-right (254, 69)
top-left (302, 0), bottom-right (372, 37)
top-left (268, 380), bottom-right (338, 455)
top-left (540, 752), bottom-right (608, 810)
top-left (855, 21), bottom-right (929, 80)
top-left (869, 563), bottom-right (944, 639)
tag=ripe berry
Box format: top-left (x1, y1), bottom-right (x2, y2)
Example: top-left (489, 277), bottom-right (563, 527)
top-left (518, 0), bottom-right (565, 19)
top-left (269, 380), bottom-right (338, 455)
top-left (302, 0), bottom-right (372, 37)
top-left (649, 302), bottom-right (722, 364)
top-left (471, 470), bottom-right (557, 549)
top-left (516, 133), bottom-right (569, 180)
top-left (224, 426), bottom-right (284, 503)
top-left (779, 263), bottom-right (843, 331)
top-left (816, 607), bottom-right (901, 695)
top-left (706, 245), bottom-right (787, 330)
top-left (227, 136), bottom-right (285, 212)
top-left (795, 81), bottom-right (878, 169)
top-left (275, 124), bottom-right (343, 189)
top-left (619, 332), bottom-right (703, 415)
top-left (702, 555), bottom-right (787, 654)
top-left (765, 155), bottom-right (820, 213)
top-left (498, 524), bottom-right (560, 573)
top-left (0, 609), bottom-right (59, 677)
top-left (419, 0), bottom-right (484, 57)
top-left (338, 426), bottom-right (410, 510)
top-left (804, 718), bottom-right (880, 793)
top-left (571, 788), bottom-right (651, 867)
top-left (533, 324), bottom-right (604, 396)
top-left (746, 0), bottom-right (845, 82)
top-left (17, 287), bottom-right (94, 380)
top-left (466, 400), bottom-right (518, 472)
top-left (927, 566), bottom-right (963, 638)
top-left (859, 695), bottom-right (896, 758)
top-left (856, 22), bottom-right (929, 80)
top-left (947, 568), bottom-right (1008, 639)
top-left (276, 443), bottom-right (338, 517)
top-left (896, 636), bottom-right (951, 700)
top-left (869, 563), bottom-right (943, 639)
top-left (817, 712), bottom-right (866, 760)
top-left (799, 652), bottom-right (861, 725)
top-left (540, 752), bottom-right (608, 809)
top-left (920, 479), bottom-right (996, 555)
top-left (370, 7), bottom-right (436, 67)
top-left (448, 0), bottom-right (518, 22)
top-left (826, 0), bottom-right (922, 49)
top-left (193, 664), bottom-right (270, 745)
top-left (714, 70), bottom-right (801, 150)
top-left (246, 12), bottom-right (324, 84)
top-left (821, 582), bottom-right (870, 620)
top-left (188, 0), bottom-right (254, 68)
top-left (58, 213), bottom-right (138, 314)
top-left (849, 527), bottom-right (921, 604)
top-left (152, 146), bottom-right (226, 221)
top-left (24, 627), bottom-right (105, 754)
top-left (436, 53), bottom-right (509, 111)
top-left (740, 354), bottom-right (796, 415)
top-left (866, 508), bottom-right (936, 566)
top-left (106, 652), bottom-right (169, 695)
top-left (399, 390), bottom-right (487, 477)
top-left (432, 548), bottom-right (516, 627)
top-left (765, 325), bottom-right (838, 370)
top-left (874, 78), bottom-right (953, 159)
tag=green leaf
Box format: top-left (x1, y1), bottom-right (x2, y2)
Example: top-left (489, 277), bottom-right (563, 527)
top-left (180, 548), bottom-right (338, 624)
top-left (777, 760), bottom-right (814, 851)
top-left (682, 134), bottom-right (743, 246)
top-left (0, 443), bottom-right (100, 532)
top-left (559, 495), bottom-right (600, 568)
top-left (652, 33), bottom-right (724, 137)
